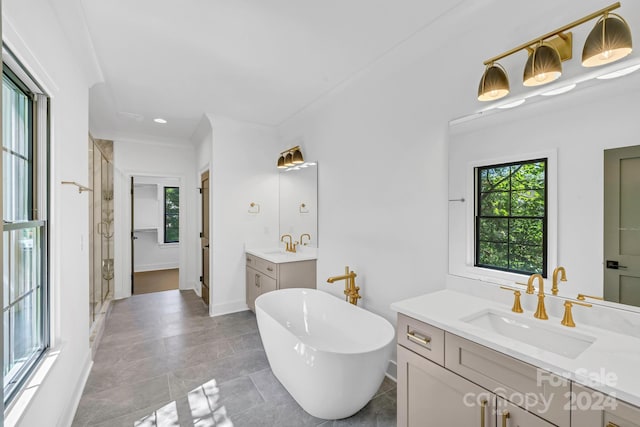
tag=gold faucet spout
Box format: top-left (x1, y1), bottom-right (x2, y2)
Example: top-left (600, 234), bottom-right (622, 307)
top-left (552, 266), bottom-right (567, 296)
top-left (327, 272), bottom-right (356, 283)
top-left (280, 234), bottom-right (294, 252)
top-left (528, 274), bottom-right (548, 320)
top-left (327, 266), bottom-right (361, 305)
top-left (300, 233), bottom-right (311, 246)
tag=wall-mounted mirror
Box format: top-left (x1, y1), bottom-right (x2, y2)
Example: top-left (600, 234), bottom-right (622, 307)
top-left (447, 68), bottom-right (640, 312)
top-left (279, 162), bottom-right (318, 247)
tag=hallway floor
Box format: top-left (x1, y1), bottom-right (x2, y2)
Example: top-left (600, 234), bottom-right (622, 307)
top-left (72, 290), bottom-right (397, 426)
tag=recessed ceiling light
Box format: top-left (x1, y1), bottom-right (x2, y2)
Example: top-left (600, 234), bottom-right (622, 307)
top-left (541, 83), bottom-right (577, 96)
top-left (597, 64), bottom-right (640, 80)
top-left (154, 118), bottom-right (167, 124)
top-left (498, 99), bottom-right (526, 109)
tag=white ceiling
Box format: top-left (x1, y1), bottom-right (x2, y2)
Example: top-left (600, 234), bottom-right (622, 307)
top-left (61, 1), bottom-right (640, 142)
top-left (79, 0), bottom-right (467, 142)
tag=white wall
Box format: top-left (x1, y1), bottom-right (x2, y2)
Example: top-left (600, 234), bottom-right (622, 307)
top-left (194, 115), bottom-right (279, 315)
top-left (113, 140), bottom-right (197, 297)
top-left (448, 71), bottom-right (640, 298)
top-left (3, 0), bottom-right (93, 425)
top-left (277, 42), bottom-right (451, 332)
top-left (133, 177), bottom-right (180, 272)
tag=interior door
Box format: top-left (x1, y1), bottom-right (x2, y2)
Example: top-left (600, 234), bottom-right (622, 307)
top-left (201, 171), bottom-right (210, 305)
top-left (604, 145), bottom-right (640, 307)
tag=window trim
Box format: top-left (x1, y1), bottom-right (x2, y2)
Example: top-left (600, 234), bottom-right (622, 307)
top-left (163, 186), bottom-right (179, 244)
top-left (474, 158), bottom-right (548, 277)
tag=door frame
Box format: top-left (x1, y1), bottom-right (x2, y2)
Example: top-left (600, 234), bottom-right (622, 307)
top-left (115, 170), bottom-right (188, 299)
top-left (199, 164), bottom-right (211, 308)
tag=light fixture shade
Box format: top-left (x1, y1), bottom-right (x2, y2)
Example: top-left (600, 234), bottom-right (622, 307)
top-left (477, 64), bottom-right (510, 101)
top-left (277, 155), bottom-right (286, 168)
top-left (523, 44), bottom-right (562, 86)
top-left (292, 149), bottom-right (304, 164)
top-left (582, 13), bottom-right (633, 67)
top-left (284, 152), bottom-right (294, 166)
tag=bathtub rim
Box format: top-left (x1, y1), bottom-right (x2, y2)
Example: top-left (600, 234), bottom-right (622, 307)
top-left (255, 288), bottom-right (396, 356)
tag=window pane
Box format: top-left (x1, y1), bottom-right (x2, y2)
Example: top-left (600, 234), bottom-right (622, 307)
top-left (478, 218), bottom-right (508, 243)
top-left (480, 166), bottom-right (510, 192)
top-left (509, 219), bottom-right (543, 246)
top-left (480, 191), bottom-right (510, 217)
top-left (3, 73), bottom-right (32, 223)
top-left (477, 241), bottom-right (509, 269)
top-left (511, 189), bottom-right (545, 217)
top-left (509, 244), bottom-right (544, 274)
top-left (511, 161), bottom-right (545, 190)
top-left (2, 76), bottom-right (30, 158)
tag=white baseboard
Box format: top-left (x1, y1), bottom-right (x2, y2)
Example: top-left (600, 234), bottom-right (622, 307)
top-left (386, 360), bottom-right (397, 382)
top-left (181, 281), bottom-right (198, 292)
top-left (209, 299), bottom-right (249, 317)
top-left (134, 263), bottom-right (179, 272)
top-left (58, 353), bottom-right (93, 427)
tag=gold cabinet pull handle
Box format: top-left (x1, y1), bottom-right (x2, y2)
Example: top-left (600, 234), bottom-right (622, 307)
top-left (406, 331), bottom-right (431, 346)
top-left (502, 411), bottom-right (510, 427)
top-left (607, 423), bottom-right (620, 427)
top-left (480, 400), bottom-right (487, 427)
top-left (267, 267), bottom-right (273, 272)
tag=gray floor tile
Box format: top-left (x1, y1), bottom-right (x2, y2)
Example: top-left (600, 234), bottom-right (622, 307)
top-left (73, 290), bottom-right (397, 426)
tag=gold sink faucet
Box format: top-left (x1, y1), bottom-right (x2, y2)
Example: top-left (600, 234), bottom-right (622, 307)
top-left (552, 266), bottom-right (567, 296)
top-left (528, 274), bottom-right (548, 320)
top-left (280, 234), bottom-right (296, 253)
top-left (300, 233), bottom-right (311, 246)
top-left (327, 266), bottom-right (361, 306)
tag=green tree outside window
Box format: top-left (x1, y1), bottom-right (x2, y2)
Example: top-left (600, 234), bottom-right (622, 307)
top-left (164, 187), bottom-right (179, 243)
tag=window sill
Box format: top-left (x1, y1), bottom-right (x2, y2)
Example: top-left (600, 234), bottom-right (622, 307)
top-left (4, 346), bottom-right (64, 427)
top-left (158, 242), bottom-right (179, 249)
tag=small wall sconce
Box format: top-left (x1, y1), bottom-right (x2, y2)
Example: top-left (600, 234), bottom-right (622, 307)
top-left (248, 202), bottom-right (260, 214)
top-left (299, 203), bottom-right (309, 214)
top-left (277, 146), bottom-right (304, 169)
top-left (478, 2), bottom-right (633, 102)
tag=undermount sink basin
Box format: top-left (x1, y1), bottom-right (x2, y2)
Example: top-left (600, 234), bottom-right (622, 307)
top-left (463, 309), bottom-right (596, 359)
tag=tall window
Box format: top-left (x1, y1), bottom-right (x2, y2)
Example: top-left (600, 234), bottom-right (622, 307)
top-left (475, 158), bottom-right (547, 276)
top-left (2, 62), bottom-right (49, 403)
top-left (164, 187), bottom-right (179, 243)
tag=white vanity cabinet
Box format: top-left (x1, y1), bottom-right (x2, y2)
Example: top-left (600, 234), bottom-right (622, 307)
top-left (397, 313), bottom-right (569, 427)
top-left (571, 384), bottom-right (640, 427)
top-left (245, 252), bottom-right (316, 312)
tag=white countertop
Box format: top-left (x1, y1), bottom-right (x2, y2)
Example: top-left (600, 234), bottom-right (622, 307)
top-left (246, 247), bottom-right (317, 264)
top-left (391, 289), bottom-right (640, 408)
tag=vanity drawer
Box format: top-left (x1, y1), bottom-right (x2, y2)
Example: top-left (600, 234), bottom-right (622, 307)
top-left (246, 254), bottom-right (277, 279)
top-left (445, 332), bottom-right (570, 426)
top-left (397, 314), bottom-right (445, 366)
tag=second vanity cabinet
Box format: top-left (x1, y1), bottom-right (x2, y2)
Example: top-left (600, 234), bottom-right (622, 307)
top-left (397, 313), bottom-right (636, 427)
top-left (398, 314), bottom-right (570, 427)
top-left (245, 253), bottom-right (316, 312)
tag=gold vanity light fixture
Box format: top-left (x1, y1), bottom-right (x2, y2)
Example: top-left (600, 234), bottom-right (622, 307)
top-left (478, 2), bottom-right (632, 101)
top-left (582, 11), bottom-right (633, 67)
top-left (277, 146), bottom-right (304, 169)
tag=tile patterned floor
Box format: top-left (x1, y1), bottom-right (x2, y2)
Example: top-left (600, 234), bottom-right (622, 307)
top-left (72, 290), bottom-right (397, 426)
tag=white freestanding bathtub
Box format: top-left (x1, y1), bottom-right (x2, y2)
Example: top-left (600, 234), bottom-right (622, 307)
top-left (255, 288), bottom-right (395, 420)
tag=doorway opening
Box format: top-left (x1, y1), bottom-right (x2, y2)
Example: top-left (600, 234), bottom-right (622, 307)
top-left (131, 176), bottom-right (181, 295)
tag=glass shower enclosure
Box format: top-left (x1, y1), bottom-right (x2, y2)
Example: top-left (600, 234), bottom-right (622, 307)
top-left (88, 137), bottom-right (114, 329)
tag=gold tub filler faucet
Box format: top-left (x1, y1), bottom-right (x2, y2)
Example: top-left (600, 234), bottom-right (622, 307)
top-left (327, 266), bottom-right (361, 306)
